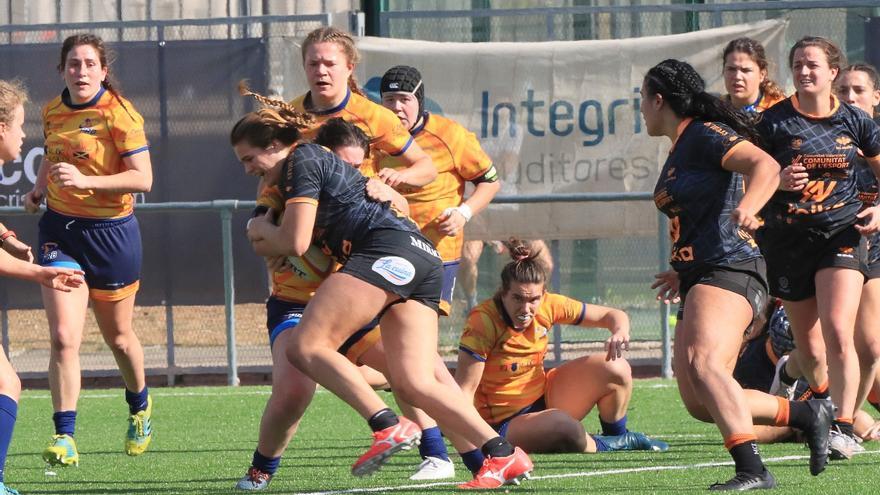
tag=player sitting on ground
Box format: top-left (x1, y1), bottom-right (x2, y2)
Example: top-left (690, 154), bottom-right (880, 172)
top-left (453, 239), bottom-right (667, 476)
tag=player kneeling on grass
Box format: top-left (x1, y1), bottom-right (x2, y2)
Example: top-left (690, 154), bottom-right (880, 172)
top-left (453, 239), bottom-right (667, 476)
top-left (0, 79), bottom-right (85, 495)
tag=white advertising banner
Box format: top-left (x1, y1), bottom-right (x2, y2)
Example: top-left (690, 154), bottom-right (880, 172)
top-left (281, 19), bottom-right (788, 240)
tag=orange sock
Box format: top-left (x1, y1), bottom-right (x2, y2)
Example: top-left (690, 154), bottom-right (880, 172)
top-left (773, 397), bottom-right (790, 427)
top-left (835, 417), bottom-right (853, 425)
top-left (723, 433), bottom-right (757, 451)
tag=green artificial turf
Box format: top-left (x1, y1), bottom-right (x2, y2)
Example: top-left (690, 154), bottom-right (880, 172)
top-left (6, 380), bottom-right (878, 494)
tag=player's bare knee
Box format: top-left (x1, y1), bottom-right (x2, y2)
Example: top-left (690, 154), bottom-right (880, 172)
top-left (0, 372), bottom-right (21, 400)
top-left (605, 358), bottom-right (632, 386)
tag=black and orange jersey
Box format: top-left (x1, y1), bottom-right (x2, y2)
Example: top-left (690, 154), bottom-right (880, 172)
top-left (290, 89), bottom-right (413, 172)
top-left (459, 293), bottom-right (587, 424)
top-left (757, 95), bottom-right (880, 230)
top-left (281, 143), bottom-right (421, 263)
top-left (376, 113), bottom-right (496, 261)
top-left (854, 116), bottom-right (880, 209)
top-left (43, 87), bottom-right (149, 219)
top-left (653, 118), bottom-right (758, 272)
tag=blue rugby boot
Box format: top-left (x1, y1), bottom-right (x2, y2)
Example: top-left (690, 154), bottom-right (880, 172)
top-left (595, 431), bottom-right (669, 452)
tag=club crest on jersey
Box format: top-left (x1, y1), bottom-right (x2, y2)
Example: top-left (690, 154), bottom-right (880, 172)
top-left (371, 256), bottom-right (416, 286)
top-left (78, 118), bottom-right (96, 135)
top-left (835, 136), bottom-right (853, 150)
top-left (73, 151), bottom-right (89, 160)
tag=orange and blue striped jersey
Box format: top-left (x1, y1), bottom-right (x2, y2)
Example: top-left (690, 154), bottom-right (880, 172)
top-left (256, 185), bottom-right (338, 303)
top-left (459, 293), bottom-right (587, 424)
top-left (724, 91), bottom-right (784, 114)
top-left (43, 87), bottom-right (149, 219)
top-left (377, 113), bottom-right (495, 261)
top-left (290, 89), bottom-right (413, 172)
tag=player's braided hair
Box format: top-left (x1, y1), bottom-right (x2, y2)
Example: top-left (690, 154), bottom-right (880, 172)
top-left (497, 238), bottom-right (548, 296)
top-left (58, 34), bottom-right (131, 114)
top-left (301, 27), bottom-right (365, 97)
top-left (722, 37), bottom-right (785, 104)
top-left (644, 59), bottom-right (760, 143)
top-left (0, 79), bottom-right (27, 125)
top-left (789, 36), bottom-right (846, 77)
top-left (230, 81), bottom-right (315, 147)
top-left (313, 117), bottom-right (371, 159)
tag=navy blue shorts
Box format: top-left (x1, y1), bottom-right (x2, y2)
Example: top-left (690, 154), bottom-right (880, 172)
top-left (38, 209), bottom-right (142, 301)
top-left (490, 397), bottom-right (547, 437)
top-left (266, 296), bottom-right (379, 356)
top-left (733, 332), bottom-right (775, 393)
top-left (439, 260), bottom-right (460, 316)
top-left (866, 233), bottom-right (880, 280)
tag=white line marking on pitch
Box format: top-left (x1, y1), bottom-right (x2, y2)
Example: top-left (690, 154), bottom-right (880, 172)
top-left (294, 450), bottom-right (880, 495)
top-left (22, 389), bottom-right (275, 400)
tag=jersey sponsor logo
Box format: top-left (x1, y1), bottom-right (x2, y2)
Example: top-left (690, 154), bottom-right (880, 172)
top-left (410, 235), bottom-right (440, 258)
top-left (778, 276), bottom-right (789, 291)
top-left (836, 246), bottom-right (855, 259)
top-left (78, 118), bottom-right (97, 135)
top-left (73, 150), bottom-right (89, 161)
top-left (371, 256), bottom-right (416, 286)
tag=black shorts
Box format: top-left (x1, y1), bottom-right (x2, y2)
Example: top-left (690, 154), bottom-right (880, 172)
top-left (676, 257), bottom-right (768, 323)
top-left (761, 224), bottom-right (866, 300)
top-left (341, 229), bottom-right (443, 313)
top-left (866, 233), bottom-right (880, 280)
top-left (733, 332), bottom-right (775, 393)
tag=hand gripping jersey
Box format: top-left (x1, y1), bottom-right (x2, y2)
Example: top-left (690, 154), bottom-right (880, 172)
top-left (289, 89), bottom-right (413, 172)
top-left (377, 113), bottom-right (496, 261)
top-left (43, 87), bottom-right (149, 219)
top-left (757, 95), bottom-right (880, 230)
top-left (256, 185), bottom-right (338, 303)
top-left (281, 143), bottom-right (422, 263)
top-left (458, 293), bottom-right (587, 424)
top-left (653, 118), bottom-right (759, 272)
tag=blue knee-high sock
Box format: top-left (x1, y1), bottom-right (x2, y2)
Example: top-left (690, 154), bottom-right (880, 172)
top-left (600, 415), bottom-right (627, 436)
top-left (418, 426), bottom-right (450, 461)
top-left (460, 449), bottom-right (485, 475)
top-left (125, 386), bottom-right (149, 415)
top-left (0, 395), bottom-right (17, 483)
top-left (592, 434), bottom-right (610, 452)
top-left (252, 450), bottom-right (281, 475)
top-left (53, 410), bottom-right (76, 437)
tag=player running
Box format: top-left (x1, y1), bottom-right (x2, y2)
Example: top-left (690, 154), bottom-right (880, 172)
top-left (757, 37), bottom-right (880, 460)
top-left (645, 58), bottom-right (832, 490)
top-left (23, 33), bottom-right (155, 466)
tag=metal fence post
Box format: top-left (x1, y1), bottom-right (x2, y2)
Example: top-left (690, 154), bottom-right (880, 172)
top-left (550, 239), bottom-right (562, 366)
top-left (220, 206), bottom-right (239, 386)
top-left (657, 212), bottom-right (672, 378)
top-left (1, 308), bottom-right (8, 359)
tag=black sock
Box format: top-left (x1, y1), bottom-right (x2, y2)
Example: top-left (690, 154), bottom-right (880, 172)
top-left (810, 387), bottom-right (829, 401)
top-left (833, 419), bottom-right (854, 437)
top-left (787, 401), bottom-right (814, 431)
top-left (480, 436), bottom-right (514, 458)
top-left (367, 408), bottom-right (399, 432)
top-left (729, 441), bottom-right (764, 475)
top-left (779, 364), bottom-right (796, 386)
